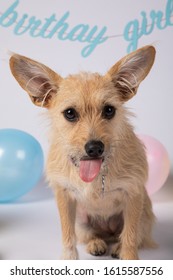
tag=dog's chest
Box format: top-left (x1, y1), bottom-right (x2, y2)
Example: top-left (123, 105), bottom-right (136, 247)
top-left (70, 181), bottom-right (124, 217)
top-left (58, 175), bottom-right (124, 216)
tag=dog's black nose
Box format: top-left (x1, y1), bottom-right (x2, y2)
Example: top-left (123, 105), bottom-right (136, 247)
top-left (85, 140), bottom-right (104, 158)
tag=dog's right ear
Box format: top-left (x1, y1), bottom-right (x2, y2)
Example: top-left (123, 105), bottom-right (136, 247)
top-left (105, 46), bottom-right (156, 102)
top-left (9, 54), bottom-right (62, 108)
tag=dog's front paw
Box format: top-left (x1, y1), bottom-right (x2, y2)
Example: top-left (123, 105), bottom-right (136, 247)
top-left (61, 247), bottom-right (79, 260)
top-left (87, 238), bottom-right (107, 256)
top-left (111, 242), bottom-right (121, 259)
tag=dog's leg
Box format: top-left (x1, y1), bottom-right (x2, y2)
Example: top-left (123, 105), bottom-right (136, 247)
top-left (118, 194), bottom-right (143, 260)
top-left (76, 217), bottom-right (107, 257)
top-left (138, 193), bottom-right (156, 249)
top-left (55, 188), bottom-right (78, 259)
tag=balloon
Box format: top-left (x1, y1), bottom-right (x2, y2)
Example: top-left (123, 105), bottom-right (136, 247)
top-left (138, 134), bottom-right (170, 196)
top-left (0, 129), bottom-right (44, 202)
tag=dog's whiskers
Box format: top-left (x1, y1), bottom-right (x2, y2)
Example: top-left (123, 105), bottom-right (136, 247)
top-left (101, 175), bottom-right (105, 197)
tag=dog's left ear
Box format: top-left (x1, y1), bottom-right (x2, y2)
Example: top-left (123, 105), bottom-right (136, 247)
top-left (106, 45), bottom-right (156, 102)
top-left (10, 54), bottom-right (62, 108)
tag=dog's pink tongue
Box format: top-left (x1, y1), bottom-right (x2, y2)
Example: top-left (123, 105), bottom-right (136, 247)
top-left (79, 159), bottom-right (102, 183)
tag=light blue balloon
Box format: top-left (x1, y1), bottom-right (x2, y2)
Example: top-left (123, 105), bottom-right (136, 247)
top-left (0, 129), bottom-right (44, 203)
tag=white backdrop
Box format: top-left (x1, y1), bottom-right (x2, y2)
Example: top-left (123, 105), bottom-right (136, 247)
top-left (0, 0), bottom-right (173, 172)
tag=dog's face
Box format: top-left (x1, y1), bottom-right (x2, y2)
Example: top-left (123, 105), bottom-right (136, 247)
top-left (9, 46), bottom-right (155, 183)
top-left (49, 72), bottom-right (124, 182)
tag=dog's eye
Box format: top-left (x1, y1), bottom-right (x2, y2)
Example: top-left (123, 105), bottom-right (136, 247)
top-left (63, 108), bottom-right (79, 122)
top-left (102, 105), bottom-right (116, 120)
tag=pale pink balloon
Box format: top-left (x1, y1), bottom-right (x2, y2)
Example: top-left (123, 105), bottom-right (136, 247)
top-left (137, 135), bottom-right (170, 196)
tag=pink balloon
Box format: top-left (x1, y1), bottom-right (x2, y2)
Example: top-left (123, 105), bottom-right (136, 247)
top-left (137, 135), bottom-right (170, 196)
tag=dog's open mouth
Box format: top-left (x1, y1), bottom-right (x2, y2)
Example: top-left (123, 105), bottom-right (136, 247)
top-left (79, 157), bottom-right (103, 183)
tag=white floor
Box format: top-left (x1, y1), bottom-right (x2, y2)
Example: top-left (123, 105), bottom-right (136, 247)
top-left (0, 175), bottom-right (173, 260)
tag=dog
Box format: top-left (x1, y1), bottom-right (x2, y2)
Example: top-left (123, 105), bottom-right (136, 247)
top-left (9, 45), bottom-right (156, 260)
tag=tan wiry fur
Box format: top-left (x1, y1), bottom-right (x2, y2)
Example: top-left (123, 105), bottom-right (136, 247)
top-left (9, 46), bottom-right (156, 259)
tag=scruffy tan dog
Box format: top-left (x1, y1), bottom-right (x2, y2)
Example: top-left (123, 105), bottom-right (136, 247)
top-left (10, 46), bottom-right (156, 260)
